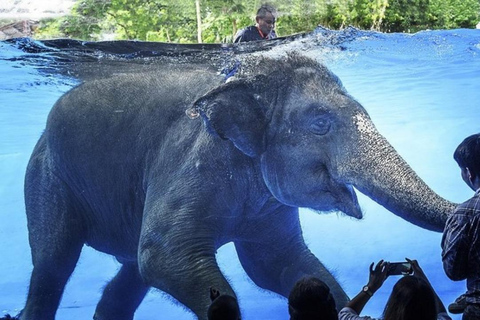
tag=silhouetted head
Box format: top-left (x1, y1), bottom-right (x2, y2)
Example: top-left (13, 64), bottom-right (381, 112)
top-left (383, 276), bottom-right (437, 320)
top-left (454, 133), bottom-right (480, 190)
top-left (207, 287), bottom-right (240, 320)
top-left (288, 277), bottom-right (338, 320)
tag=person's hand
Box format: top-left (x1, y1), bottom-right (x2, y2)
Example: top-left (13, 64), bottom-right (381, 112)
top-left (367, 260), bottom-right (389, 293)
top-left (405, 258), bottom-right (430, 285)
top-left (406, 258), bottom-right (425, 278)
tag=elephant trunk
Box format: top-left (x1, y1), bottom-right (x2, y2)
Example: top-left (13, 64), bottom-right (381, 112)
top-left (338, 113), bottom-right (455, 232)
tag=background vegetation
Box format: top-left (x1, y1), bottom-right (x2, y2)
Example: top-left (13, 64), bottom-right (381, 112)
top-left (35, 0), bottom-right (480, 42)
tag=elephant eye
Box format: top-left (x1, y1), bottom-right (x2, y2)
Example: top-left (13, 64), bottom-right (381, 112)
top-left (309, 115), bottom-right (332, 135)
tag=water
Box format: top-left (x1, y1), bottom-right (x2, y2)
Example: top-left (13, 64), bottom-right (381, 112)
top-left (1, 28), bottom-right (479, 319)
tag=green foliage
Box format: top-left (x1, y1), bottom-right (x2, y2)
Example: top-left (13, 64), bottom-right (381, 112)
top-left (35, 18), bottom-right (65, 39)
top-left (428, 0), bottom-right (480, 29)
top-left (34, 0), bottom-right (480, 42)
top-left (274, 1), bottom-right (323, 34)
top-left (383, 0), bottom-right (430, 32)
top-left (327, 0), bottom-right (356, 29)
top-left (36, 0), bottom-right (110, 40)
top-left (200, 0), bottom-right (254, 43)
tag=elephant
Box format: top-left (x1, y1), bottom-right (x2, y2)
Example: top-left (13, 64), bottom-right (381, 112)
top-left (19, 53), bottom-right (455, 320)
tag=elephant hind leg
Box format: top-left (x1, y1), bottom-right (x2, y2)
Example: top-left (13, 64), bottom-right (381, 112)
top-left (21, 213), bottom-right (84, 320)
top-left (21, 157), bottom-right (85, 320)
top-left (94, 262), bottom-right (150, 320)
top-left (21, 251), bottom-right (82, 320)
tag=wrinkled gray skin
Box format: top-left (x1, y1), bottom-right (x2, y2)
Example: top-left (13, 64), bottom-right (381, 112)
top-left (20, 54), bottom-right (455, 320)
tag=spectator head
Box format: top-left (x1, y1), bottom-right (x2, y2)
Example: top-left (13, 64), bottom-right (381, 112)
top-left (454, 133), bottom-right (480, 189)
top-left (255, 4), bottom-right (277, 36)
top-left (383, 276), bottom-right (437, 320)
top-left (207, 287), bottom-right (240, 320)
top-left (288, 277), bottom-right (338, 320)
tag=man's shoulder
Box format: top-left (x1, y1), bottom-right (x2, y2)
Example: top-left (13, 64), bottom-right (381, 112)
top-left (450, 194), bottom-right (480, 225)
top-left (457, 193), bottom-right (480, 212)
top-left (234, 26), bottom-right (261, 43)
top-left (235, 26), bottom-right (255, 36)
top-left (240, 25), bottom-right (258, 33)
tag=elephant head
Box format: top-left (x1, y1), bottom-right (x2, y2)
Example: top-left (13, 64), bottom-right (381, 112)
top-left (192, 53), bottom-right (454, 232)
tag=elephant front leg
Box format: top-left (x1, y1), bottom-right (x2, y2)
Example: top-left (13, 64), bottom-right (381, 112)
top-left (234, 207), bottom-right (349, 309)
top-left (94, 262), bottom-right (150, 320)
top-left (138, 221), bottom-right (236, 319)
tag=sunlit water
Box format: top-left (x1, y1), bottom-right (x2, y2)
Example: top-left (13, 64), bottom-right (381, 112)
top-left (1, 28), bottom-right (479, 319)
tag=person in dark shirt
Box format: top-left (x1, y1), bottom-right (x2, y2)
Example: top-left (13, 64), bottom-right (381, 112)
top-left (288, 276), bottom-right (338, 320)
top-left (442, 133), bottom-right (480, 320)
top-left (234, 4), bottom-right (277, 43)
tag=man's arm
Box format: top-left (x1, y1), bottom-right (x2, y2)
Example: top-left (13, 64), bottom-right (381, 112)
top-left (441, 209), bottom-right (470, 280)
top-left (233, 29), bottom-right (244, 43)
top-left (341, 261), bottom-right (388, 317)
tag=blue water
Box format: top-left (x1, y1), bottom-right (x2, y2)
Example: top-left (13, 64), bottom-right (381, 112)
top-left (1, 28), bottom-right (479, 319)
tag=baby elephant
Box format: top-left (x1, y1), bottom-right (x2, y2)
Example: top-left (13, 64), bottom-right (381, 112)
top-left (18, 53), bottom-right (454, 319)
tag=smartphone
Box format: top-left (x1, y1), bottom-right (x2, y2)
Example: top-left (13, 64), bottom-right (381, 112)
top-left (387, 262), bottom-right (412, 275)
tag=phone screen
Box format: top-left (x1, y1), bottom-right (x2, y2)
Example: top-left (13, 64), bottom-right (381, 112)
top-left (387, 262), bottom-right (412, 275)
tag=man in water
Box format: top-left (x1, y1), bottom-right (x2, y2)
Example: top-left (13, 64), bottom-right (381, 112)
top-left (234, 4), bottom-right (277, 43)
top-left (442, 133), bottom-right (480, 319)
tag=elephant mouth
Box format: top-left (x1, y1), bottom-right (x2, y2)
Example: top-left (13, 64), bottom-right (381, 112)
top-left (313, 163), bottom-right (363, 219)
top-left (317, 183), bottom-right (362, 219)
top-left (336, 185), bottom-right (362, 219)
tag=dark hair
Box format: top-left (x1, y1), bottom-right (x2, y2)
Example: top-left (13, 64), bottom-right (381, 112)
top-left (454, 133), bottom-right (480, 179)
top-left (256, 4), bottom-right (277, 19)
top-left (288, 277), bottom-right (338, 320)
top-left (207, 293), bottom-right (240, 320)
top-left (383, 276), bottom-right (437, 320)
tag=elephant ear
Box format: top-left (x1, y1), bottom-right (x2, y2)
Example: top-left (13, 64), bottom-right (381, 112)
top-left (191, 76), bottom-right (268, 157)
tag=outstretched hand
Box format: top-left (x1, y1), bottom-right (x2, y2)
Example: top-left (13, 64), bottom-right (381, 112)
top-left (367, 260), bottom-right (390, 293)
top-left (344, 260), bottom-right (390, 315)
top-left (406, 258), bottom-right (430, 285)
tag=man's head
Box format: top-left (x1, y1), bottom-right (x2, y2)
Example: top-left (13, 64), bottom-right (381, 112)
top-left (255, 4), bottom-right (277, 37)
top-left (454, 133), bottom-right (480, 191)
top-left (288, 277), bottom-right (338, 320)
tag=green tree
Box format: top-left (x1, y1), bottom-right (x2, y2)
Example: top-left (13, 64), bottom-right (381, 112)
top-left (34, 0), bottom-right (480, 42)
top-left (36, 0), bottom-right (110, 40)
top-left (142, 1), bottom-right (197, 42)
top-left (199, 0), bottom-right (255, 43)
top-left (383, 0), bottom-right (429, 32)
top-left (428, 0), bottom-right (480, 29)
top-left (327, 0), bottom-right (355, 29)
